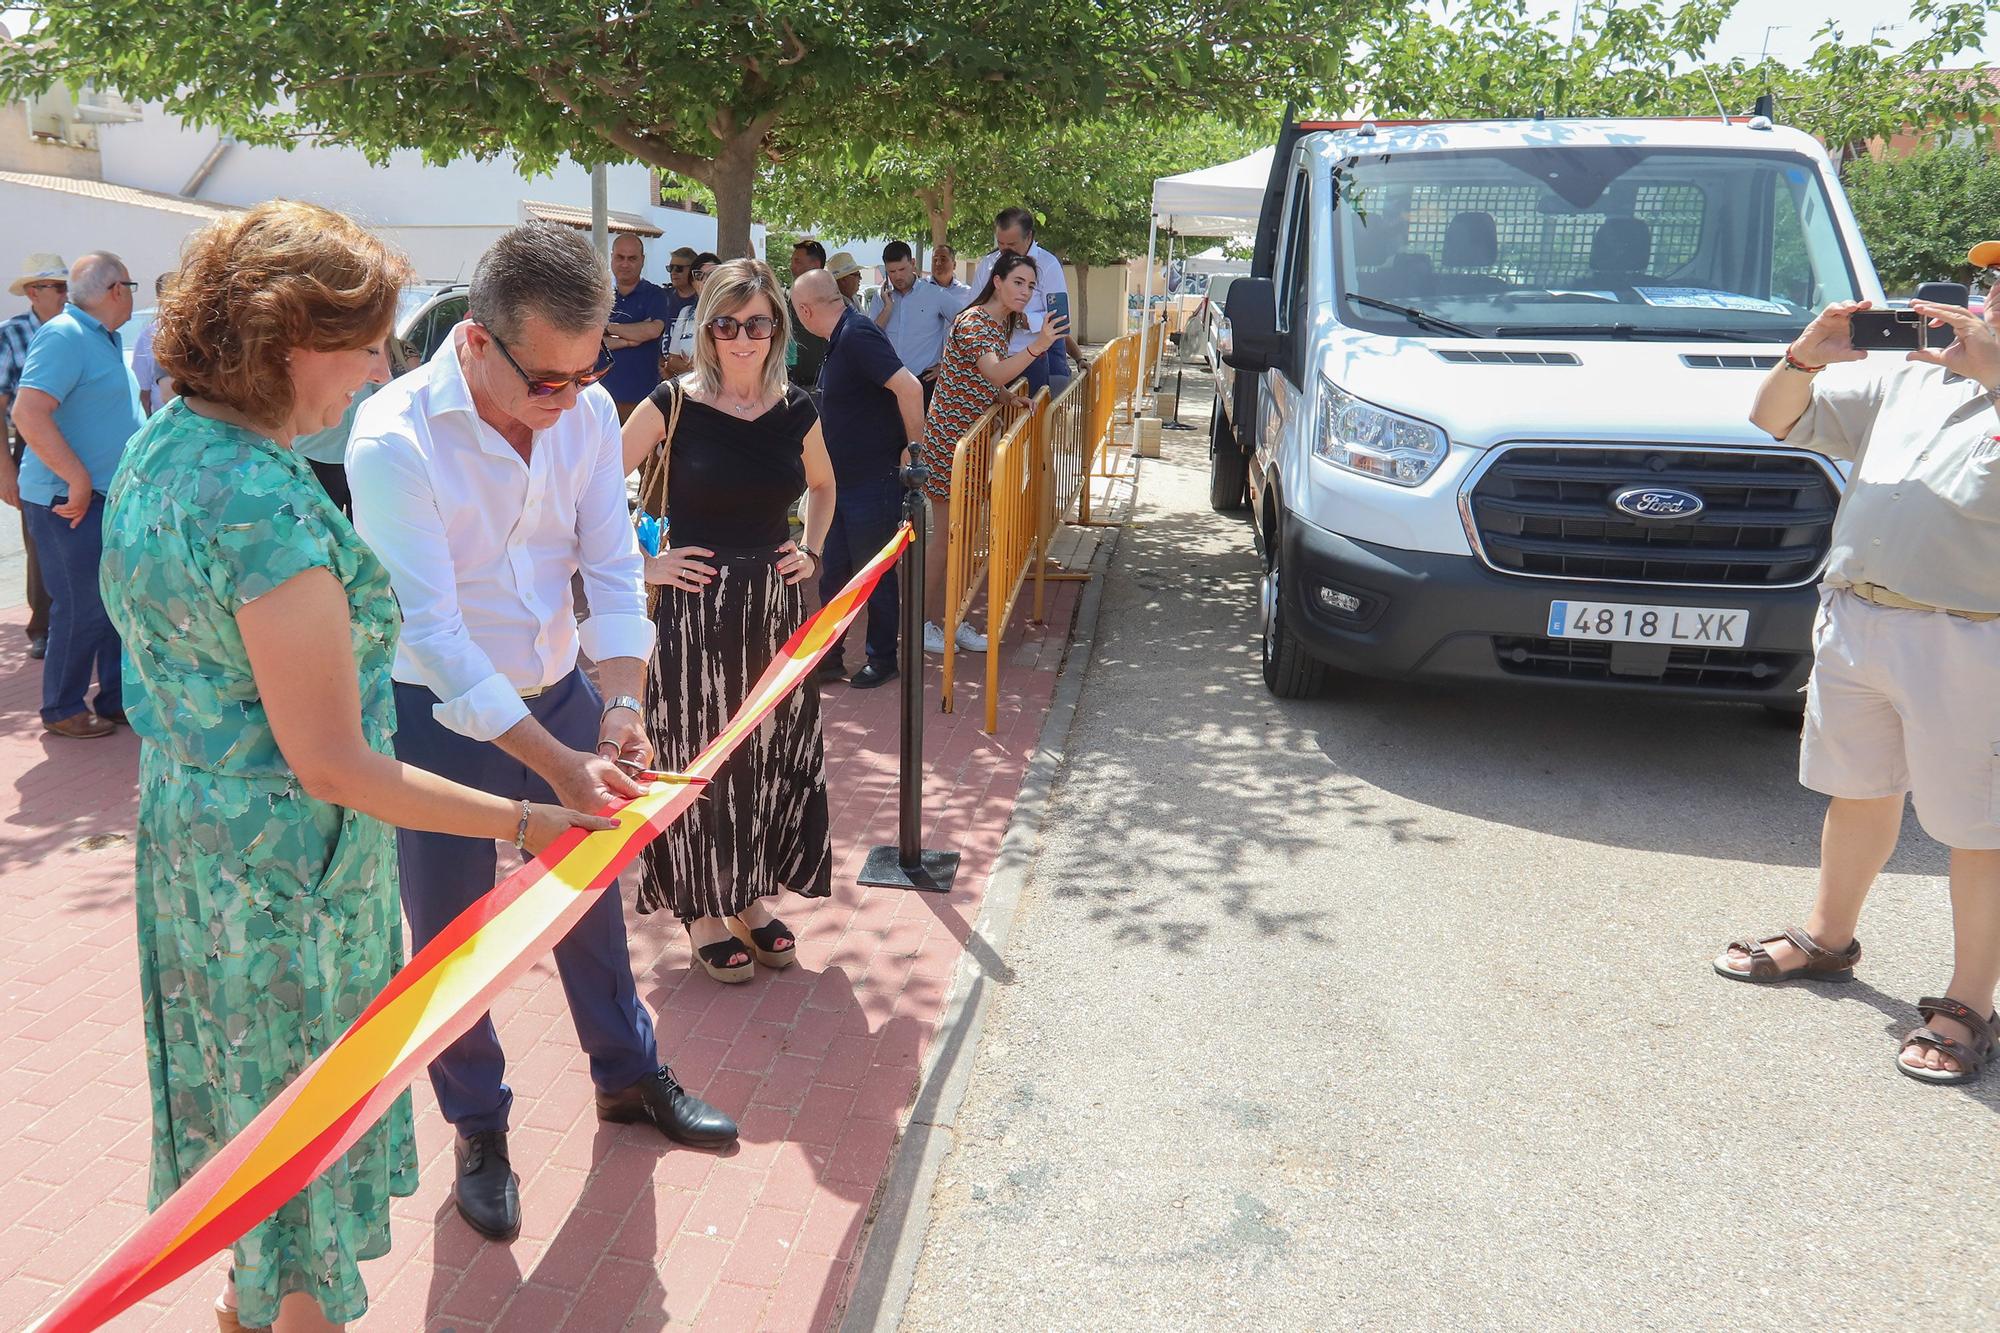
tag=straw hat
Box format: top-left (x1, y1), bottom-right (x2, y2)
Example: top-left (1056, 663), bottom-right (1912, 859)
top-left (826, 252), bottom-right (862, 280)
top-left (9, 253), bottom-right (68, 297)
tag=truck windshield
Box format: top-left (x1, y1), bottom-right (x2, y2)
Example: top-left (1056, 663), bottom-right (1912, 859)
top-left (1332, 145), bottom-right (1859, 340)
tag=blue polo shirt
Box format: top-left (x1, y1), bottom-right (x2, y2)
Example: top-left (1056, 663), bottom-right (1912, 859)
top-left (605, 278), bottom-right (669, 404)
top-left (15, 304), bottom-right (143, 506)
top-left (818, 307), bottom-right (908, 484)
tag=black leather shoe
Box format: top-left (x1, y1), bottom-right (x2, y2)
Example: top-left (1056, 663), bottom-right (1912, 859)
top-left (453, 1130), bottom-right (520, 1241)
top-left (595, 1066), bottom-right (738, 1147)
top-left (26, 635), bottom-right (46, 660)
top-left (850, 662), bottom-right (897, 689)
top-left (816, 658), bottom-right (848, 684)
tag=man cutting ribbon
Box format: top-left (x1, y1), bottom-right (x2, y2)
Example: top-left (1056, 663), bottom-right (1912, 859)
top-left (348, 222), bottom-right (736, 1246)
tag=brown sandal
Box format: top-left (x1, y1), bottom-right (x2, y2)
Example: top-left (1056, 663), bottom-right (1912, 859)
top-left (1713, 927), bottom-right (1860, 983)
top-left (1897, 996), bottom-right (1997, 1086)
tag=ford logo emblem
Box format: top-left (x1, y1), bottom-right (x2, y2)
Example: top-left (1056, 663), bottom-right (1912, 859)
top-left (1612, 486), bottom-right (1705, 521)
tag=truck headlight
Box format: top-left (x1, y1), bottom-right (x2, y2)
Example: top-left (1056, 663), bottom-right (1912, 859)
top-left (1315, 374), bottom-right (1448, 486)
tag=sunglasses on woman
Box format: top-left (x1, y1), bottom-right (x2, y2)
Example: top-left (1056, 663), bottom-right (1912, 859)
top-left (485, 327), bottom-right (614, 396)
top-left (708, 314), bottom-right (777, 341)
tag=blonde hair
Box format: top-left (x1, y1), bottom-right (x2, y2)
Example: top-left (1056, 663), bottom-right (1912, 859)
top-left (155, 200), bottom-right (410, 422)
top-left (687, 258), bottom-right (791, 401)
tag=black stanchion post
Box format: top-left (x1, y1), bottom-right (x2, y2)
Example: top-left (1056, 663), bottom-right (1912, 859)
top-left (857, 464), bottom-right (961, 894)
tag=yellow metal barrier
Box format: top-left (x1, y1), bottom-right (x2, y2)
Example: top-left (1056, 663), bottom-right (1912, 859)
top-left (939, 380), bottom-right (1030, 716)
top-left (982, 389), bottom-right (1048, 732)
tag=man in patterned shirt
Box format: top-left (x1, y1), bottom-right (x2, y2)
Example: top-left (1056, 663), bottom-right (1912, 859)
top-left (0, 253), bottom-right (69, 660)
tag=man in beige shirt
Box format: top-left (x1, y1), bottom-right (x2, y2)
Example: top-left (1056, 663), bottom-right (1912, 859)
top-left (1713, 275), bottom-right (2000, 1086)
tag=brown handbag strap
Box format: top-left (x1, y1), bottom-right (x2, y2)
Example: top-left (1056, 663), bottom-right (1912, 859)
top-left (638, 382), bottom-right (683, 517)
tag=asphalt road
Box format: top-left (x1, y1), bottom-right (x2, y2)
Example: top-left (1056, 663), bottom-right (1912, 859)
top-left (894, 365), bottom-right (1996, 1330)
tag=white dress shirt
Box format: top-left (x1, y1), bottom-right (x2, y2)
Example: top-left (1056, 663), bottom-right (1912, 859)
top-left (866, 279), bottom-right (957, 374)
top-left (347, 324), bottom-right (656, 742)
top-left (967, 244), bottom-right (1068, 354)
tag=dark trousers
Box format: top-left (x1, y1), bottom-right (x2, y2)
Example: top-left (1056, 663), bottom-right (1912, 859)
top-left (392, 669), bottom-right (659, 1135)
top-left (20, 506), bottom-right (49, 640)
top-left (306, 458), bottom-right (352, 518)
top-left (819, 474), bottom-right (902, 668)
top-left (22, 496), bottom-right (119, 724)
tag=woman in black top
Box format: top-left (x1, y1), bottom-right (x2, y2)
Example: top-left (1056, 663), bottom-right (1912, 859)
top-left (620, 258), bottom-right (837, 982)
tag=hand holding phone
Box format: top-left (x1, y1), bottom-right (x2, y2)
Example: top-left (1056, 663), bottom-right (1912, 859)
top-left (1848, 308), bottom-right (1955, 352)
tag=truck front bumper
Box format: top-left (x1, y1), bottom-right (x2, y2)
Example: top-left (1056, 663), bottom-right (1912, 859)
top-left (1278, 514), bottom-right (1817, 701)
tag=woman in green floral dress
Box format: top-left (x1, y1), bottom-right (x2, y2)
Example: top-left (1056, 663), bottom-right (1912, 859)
top-left (99, 202), bottom-right (612, 1333)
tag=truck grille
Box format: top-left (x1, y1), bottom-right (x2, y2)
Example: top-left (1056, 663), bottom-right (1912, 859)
top-left (1491, 636), bottom-right (1801, 691)
top-left (1465, 445), bottom-right (1839, 588)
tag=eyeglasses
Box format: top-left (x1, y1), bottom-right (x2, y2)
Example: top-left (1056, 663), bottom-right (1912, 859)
top-left (694, 266), bottom-right (716, 282)
top-left (670, 263), bottom-right (691, 273)
top-left (115, 281), bottom-right (138, 292)
top-left (708, 315), bottom-right (777, 341)
top-left (23, 281), bottom-right (67, 294)
top-left (484, 328), bottom-right (613, 396)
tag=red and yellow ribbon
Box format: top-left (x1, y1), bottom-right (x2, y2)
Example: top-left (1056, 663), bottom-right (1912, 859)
top-left (33, 523), bottom-right (914, 1333)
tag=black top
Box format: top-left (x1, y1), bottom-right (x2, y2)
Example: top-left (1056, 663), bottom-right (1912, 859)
top-left (649, 381), bottom-right (817, 550)
top-left (818, 307), bottom-right (908, 484)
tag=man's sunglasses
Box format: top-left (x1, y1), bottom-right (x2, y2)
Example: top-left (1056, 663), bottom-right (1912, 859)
top-left (485, 328), bottom-right (613, 396)
top-left (23, 281), bottom-right (67, 294)
top-left (670, 263), bottom-right (691, 273)
top-left (709, 315), bottom-right (777, 341)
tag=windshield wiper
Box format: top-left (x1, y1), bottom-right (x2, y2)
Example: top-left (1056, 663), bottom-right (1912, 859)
top-left (1346, 294), bottom-right (1480, 338)
top-left (1493, 322), bottom-right (1781, 342)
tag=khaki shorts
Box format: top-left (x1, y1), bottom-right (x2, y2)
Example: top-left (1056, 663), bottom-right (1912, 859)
top-left (1801, 587), bottom-right (2000, 849)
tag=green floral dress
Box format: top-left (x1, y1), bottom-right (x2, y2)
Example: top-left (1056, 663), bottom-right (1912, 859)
top-left (100, 400), bottom-right (417, 1328)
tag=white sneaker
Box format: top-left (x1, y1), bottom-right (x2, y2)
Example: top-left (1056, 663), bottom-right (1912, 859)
top-left (922, 621), bottom-right (946, 654)
top-left (955, 622), bottom-right (988, 652)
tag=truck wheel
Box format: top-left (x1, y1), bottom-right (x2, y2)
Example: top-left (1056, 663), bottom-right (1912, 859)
top-left (1208, 397), bottom-right (1249, 513)
top-left (1260, 552), bottom-right (1327, 698)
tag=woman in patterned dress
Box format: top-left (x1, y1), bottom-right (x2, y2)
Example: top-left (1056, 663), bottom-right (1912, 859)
top-left (915, 251), bottom-right (1068, 652)
top-left (620, 258), bottom-right (837, 982)
top-left (99, 202), bottom-right (612, 1333)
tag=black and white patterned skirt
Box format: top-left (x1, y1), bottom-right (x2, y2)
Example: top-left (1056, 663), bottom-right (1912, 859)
top-left (637, 549), bottom-right (833, 922)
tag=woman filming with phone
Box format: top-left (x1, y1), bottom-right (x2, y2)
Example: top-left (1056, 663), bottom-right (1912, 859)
top-left (1715, 254), bottom-right (2000, 1087)
top-left (915, 251), bottom-right (1067, 655)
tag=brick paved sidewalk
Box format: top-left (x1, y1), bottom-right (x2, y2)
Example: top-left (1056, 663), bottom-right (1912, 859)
top-left (0, 524), bottom-right (1104, 1331)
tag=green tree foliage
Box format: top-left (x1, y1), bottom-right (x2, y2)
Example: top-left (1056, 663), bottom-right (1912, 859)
top-left (1842, 146), bottom-right (2000, 290)
top-left (0, 0), bottom-right (1374, 258)
top-left (1352, 0), bottom-right (2000, 162)
top-left (757, 115), bottom-right (1264, 266)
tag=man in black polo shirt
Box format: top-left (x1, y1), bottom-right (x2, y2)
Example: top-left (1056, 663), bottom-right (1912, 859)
top-left (791, 269), bottom-right (926, 688)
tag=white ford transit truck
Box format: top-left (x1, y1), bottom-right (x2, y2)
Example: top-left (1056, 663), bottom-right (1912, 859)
top-left (1214, 115), bottom-right (1881, 704)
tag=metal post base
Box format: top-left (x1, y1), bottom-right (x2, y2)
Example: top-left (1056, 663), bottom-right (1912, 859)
top-left (857, 846), bottom-right (961, 893)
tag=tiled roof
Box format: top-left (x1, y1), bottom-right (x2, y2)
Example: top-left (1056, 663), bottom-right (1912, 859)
top-left (0, 171), bottom-right (241, 219)
top-left (521, 198), bottom-right (663, 237)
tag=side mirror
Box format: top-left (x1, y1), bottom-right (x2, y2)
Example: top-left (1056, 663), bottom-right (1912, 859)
top-left (1914, 280), bottom-right (1970, 308)
top-left (1222, 278), bottom-right (1279, 372)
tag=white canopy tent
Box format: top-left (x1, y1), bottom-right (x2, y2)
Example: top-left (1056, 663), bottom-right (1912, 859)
top-left (1140, 147), bottom-right (1271, 384)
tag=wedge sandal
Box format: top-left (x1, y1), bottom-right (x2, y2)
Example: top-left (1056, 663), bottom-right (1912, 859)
top-left (1713, 927), bottom-right (1860, 983)
top-left (688, 926), bottom-right (753, 983)
top-left (1897, 996), bottom-right (1996, 1086)
top-left (728, 915), bottom-right (797, 969)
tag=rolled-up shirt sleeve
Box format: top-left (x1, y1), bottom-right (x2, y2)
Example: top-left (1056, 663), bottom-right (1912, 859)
top-left (1783, 363), bottom-right (1884, 465)
top-left (574, 394), bottom-right (657, 666)
top-left (347, 424), bottom-right (531, 742)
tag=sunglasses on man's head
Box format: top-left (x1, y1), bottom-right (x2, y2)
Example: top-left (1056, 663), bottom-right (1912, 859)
top-left (484, 327), bottom-right (614, 396)
top-left (708, 315), bottom-right (777, 341)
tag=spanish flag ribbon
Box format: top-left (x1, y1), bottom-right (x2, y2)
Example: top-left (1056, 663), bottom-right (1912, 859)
top-left (33, 523), bottom-right (914, 1333)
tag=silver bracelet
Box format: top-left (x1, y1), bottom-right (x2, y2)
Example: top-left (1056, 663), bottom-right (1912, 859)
top-left (513, 800), bottom-right (532, 850)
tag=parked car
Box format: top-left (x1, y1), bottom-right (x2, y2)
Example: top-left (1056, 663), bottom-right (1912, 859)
top-left (396, 282), bottom-right (469, 368)
top-left (1216, 115), bottom-right (1880, 706)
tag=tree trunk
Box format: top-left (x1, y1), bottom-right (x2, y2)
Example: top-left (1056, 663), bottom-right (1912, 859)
top-left (709, 133), bottom-right (761, 260)
top-left (921, 167), bottom-right (956, 248)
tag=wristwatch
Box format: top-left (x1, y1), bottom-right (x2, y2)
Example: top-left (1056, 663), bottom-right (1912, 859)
top-left (796, 544), bottom-right (820, 569)
top-left (601, 694), bottom-right (643, 717)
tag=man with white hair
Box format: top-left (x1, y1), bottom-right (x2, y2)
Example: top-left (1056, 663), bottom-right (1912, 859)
top-left (12, 251), bottom-right (142, 739)
top-left (0, 251), bottom-right (69, 661)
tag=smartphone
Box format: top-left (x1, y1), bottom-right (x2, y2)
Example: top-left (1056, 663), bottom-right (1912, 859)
top-left (1045, 291), bottom-right (1071, 328)
top-left (1850, 308), bottom-right (1956, 352)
